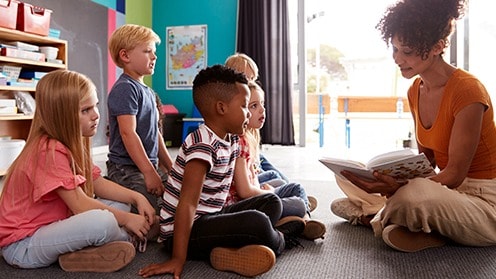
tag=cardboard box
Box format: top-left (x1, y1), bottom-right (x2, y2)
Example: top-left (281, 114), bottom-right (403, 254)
top-left (16, 2), bottom-right (52, 36)
top-left (0, 0), bottom-right (19, 29)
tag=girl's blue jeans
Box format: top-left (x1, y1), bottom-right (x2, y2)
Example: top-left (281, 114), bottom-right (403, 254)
top-left (1, 199), bottom-right (130, 269)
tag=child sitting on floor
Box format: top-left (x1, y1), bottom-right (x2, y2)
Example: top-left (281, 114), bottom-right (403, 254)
top-left (139, 65), bottom-right (303, 278)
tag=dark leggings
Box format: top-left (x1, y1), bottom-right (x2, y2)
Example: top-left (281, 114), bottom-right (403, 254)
top-left (164, 193), bottom-right (286, 260)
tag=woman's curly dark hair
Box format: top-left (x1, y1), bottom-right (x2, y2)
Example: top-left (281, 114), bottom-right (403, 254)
top-left (376, 0), bottom-right (466, 60)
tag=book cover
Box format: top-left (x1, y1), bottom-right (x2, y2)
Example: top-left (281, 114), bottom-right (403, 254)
top-left (319, 149), bottom-right (436, 181)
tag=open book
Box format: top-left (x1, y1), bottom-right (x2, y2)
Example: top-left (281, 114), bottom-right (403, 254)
top-left (319, 149), bottom-right (436, 180)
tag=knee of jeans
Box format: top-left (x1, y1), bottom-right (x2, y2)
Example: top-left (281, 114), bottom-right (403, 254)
top-left (281, 197), bottom-right (306, 218)
top-left (84, 209), bottom-right (121, 239)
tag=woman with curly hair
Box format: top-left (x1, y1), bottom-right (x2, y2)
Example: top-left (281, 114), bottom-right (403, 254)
top-left (330, 0), bottom-right (496, 252)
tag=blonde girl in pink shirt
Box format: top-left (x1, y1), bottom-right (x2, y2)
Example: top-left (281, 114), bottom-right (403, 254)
top-left (0, 70), bottom-right (155, 272)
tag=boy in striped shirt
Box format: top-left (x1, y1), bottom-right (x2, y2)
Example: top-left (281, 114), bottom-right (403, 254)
top-left (139, 65), bottom-right (294, 278)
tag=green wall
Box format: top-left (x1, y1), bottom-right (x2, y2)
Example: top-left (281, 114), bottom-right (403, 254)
top-left (124, 0), bottom-right (237, 116)
top-left (152, 0), bottom-right (238, 116)
top-left (126, 0), bottom-right (153, 86)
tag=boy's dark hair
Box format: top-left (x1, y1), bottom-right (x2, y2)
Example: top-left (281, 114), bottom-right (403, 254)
top-left (192, 64), bottom-right (248, 115)
top-left (193, 64), bottom-right (248, 88)
top-left (376, 0), bottom-right (466, 60)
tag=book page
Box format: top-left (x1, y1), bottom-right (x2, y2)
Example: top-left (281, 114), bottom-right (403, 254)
top-left (318, 157), bottom-right (376, 180)
top-left (369, 153), bottom-right (435, 180)
top-left (366, 149), bottom-right (415, 168)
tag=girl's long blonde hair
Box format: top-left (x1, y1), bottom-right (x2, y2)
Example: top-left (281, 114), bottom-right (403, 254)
top-left (244, 81), bottom-right (264, 167)
top-left (1, 70), bottom-right (96, 200)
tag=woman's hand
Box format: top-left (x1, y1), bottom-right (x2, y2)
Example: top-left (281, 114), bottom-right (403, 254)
top-left (340, 170), bottom-right (406, 197)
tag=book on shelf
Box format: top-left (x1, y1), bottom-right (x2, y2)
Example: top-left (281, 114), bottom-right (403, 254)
top-left (7, 41), bottom-right (40, 52)
top-left (0, 47), bottom-right (45, 62)
top-left (0, 106), bottom-right (17, 115)
top-left (319, 149), bottom-right (436, 181)
top-left (0, 99), bottom-right (16, 107)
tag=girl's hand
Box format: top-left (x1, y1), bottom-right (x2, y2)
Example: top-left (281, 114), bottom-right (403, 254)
top-left (135, 194), bottom-right (157, 226)
top-left (340, 170), bottom-right (406, 197)
top-left (260, 183), bottom-right (275, 192)
top-left (123, 213), bottom-right (150, 240)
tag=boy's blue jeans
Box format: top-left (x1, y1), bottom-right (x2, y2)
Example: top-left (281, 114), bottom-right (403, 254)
top-left (163, 193), bottom-right (286, 259)
top-left (1, 199), bottom-right (130, 269)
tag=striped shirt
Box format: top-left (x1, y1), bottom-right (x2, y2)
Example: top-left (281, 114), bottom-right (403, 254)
top-left (159, 124), bottom-right (240, 239)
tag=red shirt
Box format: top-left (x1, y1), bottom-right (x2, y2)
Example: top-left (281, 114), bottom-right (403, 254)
top-left (0, 137), bottom-right (100, 247)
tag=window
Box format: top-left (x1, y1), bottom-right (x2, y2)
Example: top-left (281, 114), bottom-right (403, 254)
top-left (289, 0), bottom-right (495, 151)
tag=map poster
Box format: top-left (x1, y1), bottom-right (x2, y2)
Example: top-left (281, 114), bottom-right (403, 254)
top-left (166, 25), bottom-right (207, 90)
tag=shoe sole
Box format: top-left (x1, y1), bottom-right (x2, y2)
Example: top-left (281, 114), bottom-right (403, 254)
top-left (302, 220), bottom-right (326, 240)
top-left (59, 241), bottom-right (136, 272)
top-left (382, 224), bottom-right (446, 252)
top-left (210, 245), bottom-right (275, 277)
top-left (308, 196), bottom-right (318, 212)
top-left (275, 216), bottom-right (306, 236)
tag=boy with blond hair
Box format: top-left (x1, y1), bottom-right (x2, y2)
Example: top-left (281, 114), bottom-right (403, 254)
top-left (106, 24), bottom-right (173, 218)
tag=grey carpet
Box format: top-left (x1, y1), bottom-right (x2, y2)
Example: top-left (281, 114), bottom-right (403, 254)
top-left (2, 146), bottom-right (496, 278)
top-left (2, 179), bottom-right (496, 278)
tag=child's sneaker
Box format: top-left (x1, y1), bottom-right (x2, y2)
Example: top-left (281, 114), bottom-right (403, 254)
top-left (130, 235), bottom-right (147, 253)
top-left (58, 241), bottom-right (135, 272)
top-left (302, 219), bottom-right (326, 240)
top-left (210, 245), bottom-right (275, 277)
top-left (330, 197), bottom-right (364, 225)
top-left (307, 195), bottom-right (318, 212)
top-left (275, 216), bottom-right (305, 236)
top-left (382, 224), bottom-right (446, 252)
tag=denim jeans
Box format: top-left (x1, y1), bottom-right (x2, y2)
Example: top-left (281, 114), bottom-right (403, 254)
top-left (274, 182), bottom-right (310, 216)
top-left (106, 160), bottom-right (168, 214)
top-left (258, 169), bottom-right (284, 185)
top-left (259, 154), bottom-right (289, 183)
top-left (163, 193), bottom-right (286, 260)
top-left (1, 199), bottom-right (130, 269)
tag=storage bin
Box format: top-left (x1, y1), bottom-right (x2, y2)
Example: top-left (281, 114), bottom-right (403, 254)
top-left (0, 0), bottom-right (19, 29)
top-left (39, 46), bottom-right (58, 59)
top-left (16, 2), bottom-right (52, 36)
top-left (0, 139), bottom-right (25, 171)
top-left (162, 113), bottom-right (185, 147)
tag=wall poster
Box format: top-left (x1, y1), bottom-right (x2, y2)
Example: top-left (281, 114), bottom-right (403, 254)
top-left (166, 24), bottom-right (207, 90)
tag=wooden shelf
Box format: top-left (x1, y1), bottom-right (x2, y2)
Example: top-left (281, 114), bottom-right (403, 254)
top-left (0, 55), bottom-right (66, 69)
top-left (0, 85), bottom-right (35, 92)
top-left (0, 114), bottom-right (33, 120)
top-left (0, 27), bottom-right (67, 142)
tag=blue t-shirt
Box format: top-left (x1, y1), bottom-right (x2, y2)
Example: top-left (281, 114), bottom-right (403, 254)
top-left (107, 73), bottom-right (159, 165)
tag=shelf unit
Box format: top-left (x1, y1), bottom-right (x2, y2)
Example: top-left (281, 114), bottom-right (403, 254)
top-left (0, 27), bottom-right (68, 175)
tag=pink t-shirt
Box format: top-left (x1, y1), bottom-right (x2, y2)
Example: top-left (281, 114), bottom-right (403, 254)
top-left (0, 138), bottom-right (101, 247)
top-left (225, 135), bottom-right (259, 206)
